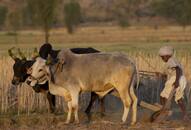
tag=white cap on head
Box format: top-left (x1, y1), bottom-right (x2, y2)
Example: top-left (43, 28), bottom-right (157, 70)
top-left (158, 46), bottom-right (174, 56)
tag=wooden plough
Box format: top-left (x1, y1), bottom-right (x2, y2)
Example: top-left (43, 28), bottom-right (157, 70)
top-left (140, 101), bottom-right (162, 112)
top-left (138, 70), bottom-right (173, 122)
top-left (139, 70), bottom-right (162, 112)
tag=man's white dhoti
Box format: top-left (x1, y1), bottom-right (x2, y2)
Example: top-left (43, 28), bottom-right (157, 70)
top-left (160, 75), bottom-right (187, 103)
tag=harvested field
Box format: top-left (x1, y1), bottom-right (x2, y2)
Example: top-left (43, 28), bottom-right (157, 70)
top-left (0, 26), bottom-right (191, 129)
top-left (0, 110), bottom-right (191, 130)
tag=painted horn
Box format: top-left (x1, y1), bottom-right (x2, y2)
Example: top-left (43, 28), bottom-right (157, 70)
top-left (8, 47), bottom-right (17, 60)
top-left (18, 48), bottom-right (26, 60)
top-left (32, 48), bottom-right (39, 59)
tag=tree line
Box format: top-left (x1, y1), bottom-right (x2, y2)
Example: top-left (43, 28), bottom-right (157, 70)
top-left (0, 0), bottom-right (191, 43)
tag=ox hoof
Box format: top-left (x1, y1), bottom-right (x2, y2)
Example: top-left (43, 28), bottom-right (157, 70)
top-left (99, 112), bottom-right (105, 117)
top-left (86, 114), bottom-right (92, 122)
top-left (49, 107), bottom-right (56, 114)
top-left (130, 121), bottom-right (136, 126)
top-left (50, 110), bottom-right (56, 114)
top-left (120, 121), bottom-right (126, 125)
top-left (128, 122), bottom-right (142, 129)
top-left (74, 120), bottom-right (80, 125)
top-left (64, 121), bottom-right (70, 124)
top-left (84, 119), bottom-right (91, 124)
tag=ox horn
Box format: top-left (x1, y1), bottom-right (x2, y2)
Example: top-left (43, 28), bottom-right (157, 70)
top-left (8, 47), bottom-right (17, 60)
top-left (46, 54), bottom-right (53, 65)
top-left (17, 48), bottom-right (26, 60)
top-left (32, 48), bottom-right (39, 59)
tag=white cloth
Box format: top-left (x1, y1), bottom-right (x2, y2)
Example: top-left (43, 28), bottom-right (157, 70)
top-left (159, 46), bottom-right (174, 56)
top-left (161, 56), bottom-right (186, 103)
top-left (163, 57), bottom-right (183, 80)
top-left (160, 76), bottom-right (187, 103)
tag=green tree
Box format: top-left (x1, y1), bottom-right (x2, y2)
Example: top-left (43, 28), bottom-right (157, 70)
top-left (177, 0), bottom-right (191, 29)
top-left (64, 1), bottom-right (81, 34)
top-left (0, 6), bottom-right (8, 29)
top-left (111, 0), bottom-right (140, 27)
top-left (152, 0), bottom-right (191, 29)
top-left (22, 4), bottom-right (34, 27)
top-left (7, 11), bottom-right (22, 44)
top-left (26, 0), bottom-right (57, 42)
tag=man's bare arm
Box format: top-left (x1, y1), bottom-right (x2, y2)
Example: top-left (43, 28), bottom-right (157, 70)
top-left (173, 66), bottom-right (182, 88)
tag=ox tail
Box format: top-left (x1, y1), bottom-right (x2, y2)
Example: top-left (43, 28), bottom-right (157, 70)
top-left (135, 64), bottom-right (139, 90)
top-left (129, 62), bottom-right (139, 90)
top-left (129, 65), bottom-right (139, 96)
top-left (128, 65), bottom-right (138, 125)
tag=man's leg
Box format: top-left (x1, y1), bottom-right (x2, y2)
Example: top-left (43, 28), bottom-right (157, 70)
top-left (177, 98), bottom-right (189, 120)
top-left (160, 96), bottom-right (167, 106)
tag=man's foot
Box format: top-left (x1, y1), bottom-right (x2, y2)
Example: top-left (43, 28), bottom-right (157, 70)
top-left (99, 112), bottom-right (105, 117)
top-left (183, 115), bottom-right (190, 121)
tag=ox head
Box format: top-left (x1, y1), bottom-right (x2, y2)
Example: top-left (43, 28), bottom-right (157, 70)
top-left (27, 49), bottom-right (69, 87)
top-left (27, 57), bottom-right (50, 87)
top-left (9, 48), bottom-right (37, 85)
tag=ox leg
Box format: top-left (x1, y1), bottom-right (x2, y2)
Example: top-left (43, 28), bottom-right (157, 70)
top-left (65, 101), bottom-right (72, 124)
top-left (99, 97), bottom-right (105, 117)
top-left (47, 92), bottom-right (56, 113)
top-left (129, 86), bottom-right (137, 125)
top-left (74, 103), bottom-right (79, 124)
top-left (118, 89), bottom-right (132, 123)
top-left (70, 90), bottom-right (80, 124)
top-left (85, 92), bottom-right (99, 120)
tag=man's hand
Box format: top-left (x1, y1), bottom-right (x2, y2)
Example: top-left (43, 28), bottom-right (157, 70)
top-left (173, 81), bottom-right (179, 88)
top-left (155, 72), bottom-right (161, 77)
top-left (155, 72), bottom-right (167, 80)
top-left (173, 66), bottom-right (182, 89)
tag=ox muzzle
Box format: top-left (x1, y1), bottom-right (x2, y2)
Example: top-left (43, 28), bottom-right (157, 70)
top-left (27, 74), bottom-right (48, 87)
top-left (12, 76), bottom-right (23, 85)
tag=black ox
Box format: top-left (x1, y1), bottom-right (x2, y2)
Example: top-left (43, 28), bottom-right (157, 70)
top-left (9, 47), bottom-right (105, 118)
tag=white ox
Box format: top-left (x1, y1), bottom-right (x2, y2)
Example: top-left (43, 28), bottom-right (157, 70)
top-left (28, 49), bottom-right (138, 125)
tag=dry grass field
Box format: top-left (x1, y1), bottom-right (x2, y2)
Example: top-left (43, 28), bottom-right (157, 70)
top-left (0, 26), bottom-right (191, 129)
top-left (0, 26), bottom-right (191, 53)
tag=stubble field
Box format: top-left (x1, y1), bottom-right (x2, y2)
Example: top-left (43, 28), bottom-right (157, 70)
top-left (0, 25), bottom-right (191, 129)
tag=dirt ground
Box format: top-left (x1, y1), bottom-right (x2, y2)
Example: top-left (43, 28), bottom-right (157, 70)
top-left (0, 109), bottom-right (191, 130)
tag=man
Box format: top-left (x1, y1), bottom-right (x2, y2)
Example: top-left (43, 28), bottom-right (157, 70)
top-left (158, 46), bottom-right (189, 120)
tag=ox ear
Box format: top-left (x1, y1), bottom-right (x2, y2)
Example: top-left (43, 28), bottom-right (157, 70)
top-left (57, 50), bottom-right (66, 64)
top-left (59, 56), bottom-right (65, 65)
